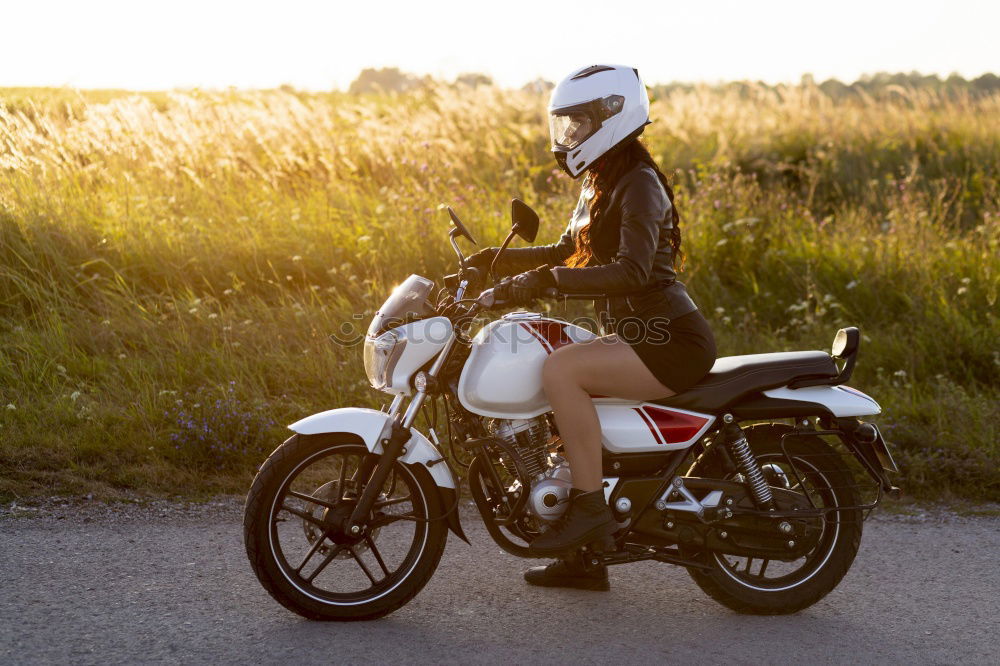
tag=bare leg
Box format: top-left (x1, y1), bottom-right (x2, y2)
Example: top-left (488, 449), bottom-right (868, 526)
top-left (541, 335), bottom-right (675, 492)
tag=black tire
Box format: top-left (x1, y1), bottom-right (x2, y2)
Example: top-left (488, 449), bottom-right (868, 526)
top-left (243, 434), bottom-right (448, 621)
top-left (685, 423), bottom-right (863, 615)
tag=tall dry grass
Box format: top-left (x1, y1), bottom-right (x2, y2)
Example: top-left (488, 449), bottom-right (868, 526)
top-left (1, 84), bottom-right (997, 500)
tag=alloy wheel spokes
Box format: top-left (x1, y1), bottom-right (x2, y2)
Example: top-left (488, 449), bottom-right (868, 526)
top-left (716, 453), bottom-right (837, 587)
top-left (296, 527), bottom-right (333, 573)
top-left (374, 495), bottom-right (412, 509)
top-left (304, 544), bottom-right (347, 584)
top-left (271, 444), bottom-right (426, 600)
top-left (741, 557), bottom-right (771, 578)
top-left (349, 547), bottom-right (379, 586)
top-left (370, 511), bottom-right (418, 528)
top-left (287, 489), bottom-right (340, 510)
top-left (366, 535), bottom-right (391, 577)
top-left (280, 503), bottom-right (327, 528)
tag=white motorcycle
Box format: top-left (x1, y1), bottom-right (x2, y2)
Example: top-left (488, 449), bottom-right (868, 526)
top-left (243, 200), bottom-right (899, 620)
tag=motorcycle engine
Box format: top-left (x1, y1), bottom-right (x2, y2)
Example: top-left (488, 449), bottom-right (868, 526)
top-left (488, 417), bottom-right (573, 524)
top-left (489, 416), bottom-right (552, 479)
top-left (527, 462), bottom-right (573, 523)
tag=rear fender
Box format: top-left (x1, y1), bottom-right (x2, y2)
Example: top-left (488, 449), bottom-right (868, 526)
top-left (288, 407), bottom-right (467, 543)
top-left (763, 385), bottom-right (881, 417)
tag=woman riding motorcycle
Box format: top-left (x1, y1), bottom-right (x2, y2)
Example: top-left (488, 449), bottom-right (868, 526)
top-left (466, 64), bottom-right (717, 590)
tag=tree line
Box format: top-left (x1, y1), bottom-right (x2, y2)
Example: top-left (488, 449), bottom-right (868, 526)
top-left (348, 67), bottom-right (1000, 98)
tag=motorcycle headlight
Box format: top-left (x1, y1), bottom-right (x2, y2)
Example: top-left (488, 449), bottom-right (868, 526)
top-left (363, 330), bottom-right (406, 391)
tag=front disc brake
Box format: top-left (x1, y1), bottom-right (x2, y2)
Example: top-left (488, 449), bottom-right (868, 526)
top-left (301, 480), bottom-right (382, 559)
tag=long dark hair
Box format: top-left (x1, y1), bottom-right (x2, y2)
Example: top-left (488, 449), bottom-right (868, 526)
top-left (565, 139), bottom-right (683, 269)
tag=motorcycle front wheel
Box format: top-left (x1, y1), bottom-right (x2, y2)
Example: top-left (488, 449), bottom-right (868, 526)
top-left (685, 423), bottom-right (864, 615)
top-left (243, 434), bottom-right (448, 621)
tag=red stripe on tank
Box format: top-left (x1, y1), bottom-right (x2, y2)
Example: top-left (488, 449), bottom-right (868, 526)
top-left (519, 322), bottom-right (552, 352)
top-left (524, 321), bottom-right (575, 352)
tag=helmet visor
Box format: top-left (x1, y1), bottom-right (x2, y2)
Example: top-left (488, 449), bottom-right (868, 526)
top-left (549, 111), bottom-right (595, 150)
top-left (548, 95), bottom-right (625, 150)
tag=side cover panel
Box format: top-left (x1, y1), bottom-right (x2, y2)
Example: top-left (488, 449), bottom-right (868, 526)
top-left (598, 403), bottom-right (715, 453)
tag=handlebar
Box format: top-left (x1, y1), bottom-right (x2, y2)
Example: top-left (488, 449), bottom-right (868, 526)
top-left (445, 269), bottom-right (603, 316)
top-left (463, 266), bottom-right (485, 284)
top-left (474, 286), bottom-right (586, 310)
top-left (474, 288), bottom-right (498, 309)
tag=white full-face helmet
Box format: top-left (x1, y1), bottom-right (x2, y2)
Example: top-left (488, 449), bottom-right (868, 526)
top-left (548, 64), bottom-right (650, 178)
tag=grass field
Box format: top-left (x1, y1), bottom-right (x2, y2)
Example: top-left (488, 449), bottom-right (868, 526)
top-left (1, 83), bottom-right (997, 502)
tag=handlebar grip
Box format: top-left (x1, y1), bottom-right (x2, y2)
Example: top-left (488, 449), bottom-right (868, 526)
top-left (476, 288), bottom-right (497, 308)
top-left (554, 292), bottom-right (606, 300)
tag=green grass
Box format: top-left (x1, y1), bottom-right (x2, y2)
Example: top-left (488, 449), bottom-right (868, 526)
top-left (0, 83), bottom-right (997, 502)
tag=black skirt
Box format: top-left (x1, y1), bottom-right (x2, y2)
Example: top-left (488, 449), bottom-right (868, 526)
top-left (606, 306), bottom-right (717, 395)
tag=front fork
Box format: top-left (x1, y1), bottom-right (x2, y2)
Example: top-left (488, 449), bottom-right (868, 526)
top-left (345, 337), bottom-right (456, 533)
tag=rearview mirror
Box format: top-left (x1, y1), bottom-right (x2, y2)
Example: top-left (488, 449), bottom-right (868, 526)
top-left (447, 206), bottom-right (478, 246)
top-left (511, 199), bottom-right (539, 243)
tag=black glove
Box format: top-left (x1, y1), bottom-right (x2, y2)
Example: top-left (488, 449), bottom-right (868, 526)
top-left (465, 247), bottom-right (499, 270)
top-left (494, 265), bottom-right (557, 304)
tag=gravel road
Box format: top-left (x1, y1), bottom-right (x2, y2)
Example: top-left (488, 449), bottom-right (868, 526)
top-left (1, 497), bottom-right (997, 665)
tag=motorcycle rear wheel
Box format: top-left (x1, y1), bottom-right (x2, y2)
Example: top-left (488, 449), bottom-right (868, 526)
top-left (243, 434), bottom-right (448, 621)
top-left (685, 423), bottom-right (863, 615)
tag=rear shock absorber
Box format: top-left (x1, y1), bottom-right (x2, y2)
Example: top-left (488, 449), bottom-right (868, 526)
top-left (722, 414), bottom-right (774, 509)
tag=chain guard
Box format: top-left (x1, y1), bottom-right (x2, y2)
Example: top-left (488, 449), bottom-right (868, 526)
top-left (634, 478), bottom-right (823, 561)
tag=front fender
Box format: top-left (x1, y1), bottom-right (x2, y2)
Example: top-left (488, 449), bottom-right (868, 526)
top-left (288, 407), bottom-right (467, 543)
top-left (290, 407), bottom-right (455, 489)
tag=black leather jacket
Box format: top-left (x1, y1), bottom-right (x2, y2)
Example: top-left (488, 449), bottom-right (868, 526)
top-left (497, 162), bottom-right (698, 326)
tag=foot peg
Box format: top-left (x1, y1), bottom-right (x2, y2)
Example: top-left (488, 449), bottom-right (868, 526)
top-left (580, 535), bottom-right (617, 570)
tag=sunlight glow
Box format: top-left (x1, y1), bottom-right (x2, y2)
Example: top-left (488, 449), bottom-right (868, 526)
top-left (3, 0), bottom-right (997, 89)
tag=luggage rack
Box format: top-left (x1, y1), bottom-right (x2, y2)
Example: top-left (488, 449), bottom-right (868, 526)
top-left (775, 426), bottom-right (888, 520)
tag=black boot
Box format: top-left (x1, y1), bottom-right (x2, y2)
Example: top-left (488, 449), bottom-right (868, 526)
top-left (528, 489), bottom-right (616, 557)
top-left (524, 553), bottom-right (610, 591)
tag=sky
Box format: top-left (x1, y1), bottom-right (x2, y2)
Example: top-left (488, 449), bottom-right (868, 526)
top-left (3, 0), bottom-right (998, 90)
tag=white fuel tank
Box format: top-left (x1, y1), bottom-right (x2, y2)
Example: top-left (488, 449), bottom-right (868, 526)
top-left (458, 313), bottom-right (597, 419)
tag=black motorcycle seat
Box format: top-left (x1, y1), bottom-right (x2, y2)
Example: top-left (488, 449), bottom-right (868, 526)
top-left (654, 351), bottom-right (838, 413)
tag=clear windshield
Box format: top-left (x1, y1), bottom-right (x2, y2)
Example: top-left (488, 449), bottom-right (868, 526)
top-left (367, 275), bottom-right (435, 337)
